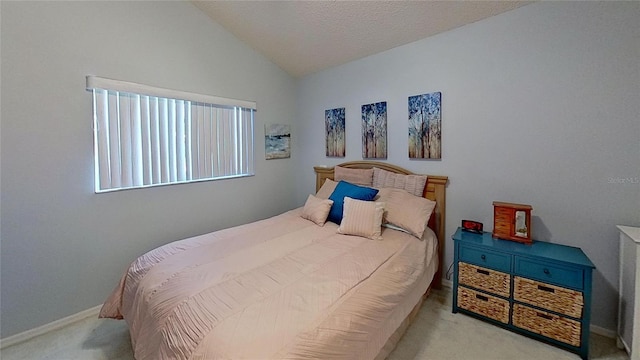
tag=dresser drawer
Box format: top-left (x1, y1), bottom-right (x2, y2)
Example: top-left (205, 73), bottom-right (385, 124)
top-left (458, 286), bottom-right (510, 324)
top-left (514, 276), bottom-right (584, 318)
top-left (514, 256), bottom-right (584, 289)
top-left (494, 209), bottom-right (511, 228)
top-left (512, 303), bottom-right (582, 347)
top-left (459, 245), bottom-right (511, 273)
top-left (494, 207), bottom-right (512, 219)
top-left (494, 210), bottom-right (511, 230)
top-left (459, 262), bottom-right (510, 298)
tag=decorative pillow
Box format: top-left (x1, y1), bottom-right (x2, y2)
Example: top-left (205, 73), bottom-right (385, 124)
top-left (337, 197), bottom-right (385, 240)
top-left (372, 167), bottom-right (427, 197)
top-left (377, 187), bottom-right (436, 239)
top-left (315, 179), bottom-right (337, 199)
top-left (327, 181), bottom-right (379, 224)
top-left (300, 194), bottom-right (334, 226)
top-left (334, 166), bottom-right (374, 187)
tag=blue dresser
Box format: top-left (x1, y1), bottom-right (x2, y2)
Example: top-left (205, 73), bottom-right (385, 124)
top-left (452, 227), bottom-right (595, 359)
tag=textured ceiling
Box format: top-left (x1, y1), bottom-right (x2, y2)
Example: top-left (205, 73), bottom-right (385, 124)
top-left (191, 1), bottom-right (531, 78)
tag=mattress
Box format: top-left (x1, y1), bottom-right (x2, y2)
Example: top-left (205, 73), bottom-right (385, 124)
top-left (100, 207), bottom-right (438, 359)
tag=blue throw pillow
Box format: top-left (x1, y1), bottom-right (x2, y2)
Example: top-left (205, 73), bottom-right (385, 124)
top-left (327, 180), bottom-right (379, 224)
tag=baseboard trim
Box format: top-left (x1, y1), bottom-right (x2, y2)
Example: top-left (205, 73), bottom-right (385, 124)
top-left (0, 305), bottom-right (102, 350)
top-left (440, 278), bottom-right (617, 339)
top-left (617, 335), bottom-right (631, 353)
top-left (590, 324), bottom-right (617, 339)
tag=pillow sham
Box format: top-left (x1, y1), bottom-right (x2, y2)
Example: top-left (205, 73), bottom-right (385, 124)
top-left (377, 187), bottom-right (436, 239)
top-left (372, 167), bottom-right (427, 197)
top-left (315, 179), bottom-right (337, 199)
top-left (327, 181), bottom-right (379, 224)
top-left (334, 166), bottom-right (374, 187)
top-left (337, 197), bottom-right (385, 240)
top-left (300, 194), bottom-right (334, 226)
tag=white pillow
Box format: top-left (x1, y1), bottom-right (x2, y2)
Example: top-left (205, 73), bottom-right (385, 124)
top-left (372, 167), bottom-right (427, 197)
top-left (337, 197), bottom-right (385, 240)
top-left (300, 194), bottom-right (334, 226)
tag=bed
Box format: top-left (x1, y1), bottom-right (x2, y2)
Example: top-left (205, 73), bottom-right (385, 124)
top-left (100, 161), bottom-right (448, 359)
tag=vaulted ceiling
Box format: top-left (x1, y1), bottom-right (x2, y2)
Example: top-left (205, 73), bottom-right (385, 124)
top-left (192, 1), bottom-right (532, 78)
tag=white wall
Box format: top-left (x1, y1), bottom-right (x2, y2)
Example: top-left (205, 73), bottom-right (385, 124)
top-left (0, 1), bottom-right (297, 338)
top-left (295, 2), bottom-right (640, 331)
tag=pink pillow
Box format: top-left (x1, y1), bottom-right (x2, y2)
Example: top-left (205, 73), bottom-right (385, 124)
top-left (334, 166), bottom-right (374, 187)
top-left (377, 188), bottom-right (436, 239)
top-left (315, 179), bottom-right (338, 199)
top-left (301, 195), bottom-right (334, 226)
top-left (337, 197), bottom-right (385, 240)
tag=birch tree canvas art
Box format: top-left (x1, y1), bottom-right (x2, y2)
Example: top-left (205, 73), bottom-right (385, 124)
top-left (325, 108), bottom-right (345, 157)
top-left (408, 92), bottom-right (441, 159)
top-left (361, 102), bottom-right (387, 159)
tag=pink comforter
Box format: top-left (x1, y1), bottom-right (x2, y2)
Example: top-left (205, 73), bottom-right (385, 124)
top-left (100, 208), bottom-right (437, 359)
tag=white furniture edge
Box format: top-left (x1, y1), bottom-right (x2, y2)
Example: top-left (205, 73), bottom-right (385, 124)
top-left (0, 304), bottom-right (102, 349)
top-left (616, 225), bottom-right (640, 357)
top-left (617, 225), bottom-right (640, 241)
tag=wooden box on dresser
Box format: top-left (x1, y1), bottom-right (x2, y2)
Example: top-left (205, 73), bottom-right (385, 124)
top-left (452, 227), bottom-right (595, 359)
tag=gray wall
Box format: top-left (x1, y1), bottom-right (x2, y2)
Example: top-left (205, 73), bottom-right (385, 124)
top-left (294, 2), bottom-right (639, 332)
top-left (0, 1), bottom-right (297, 338)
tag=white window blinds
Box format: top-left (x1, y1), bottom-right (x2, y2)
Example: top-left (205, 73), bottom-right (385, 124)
top-left (87, 76), bottom-right (255, 193)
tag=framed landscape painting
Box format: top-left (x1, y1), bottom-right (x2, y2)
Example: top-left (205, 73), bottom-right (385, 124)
top-left (325, 108), bottom-right (345, 157)
top-left (361, 101), bottom-right (387, 159)
top-left (265, 124), bottom-right (291, 159)
top-left (408, 92), bottom-right (441, 159)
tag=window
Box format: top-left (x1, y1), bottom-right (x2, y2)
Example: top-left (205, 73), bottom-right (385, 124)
top-left (87, 76), bottom-right (255, 193)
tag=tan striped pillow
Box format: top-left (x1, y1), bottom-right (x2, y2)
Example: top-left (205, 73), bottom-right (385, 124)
top-left (337, 197), bottom-right (385, 240)
top-left (377, 187), bottom-right (436, 239)
top-left (334, 166), bottom-right (374, 187)
top-left (372, 167), bottom-right (427, 197)
top-left (301, 194), bottom-right (334, 226)
top-left (315, 179), bottom-right (337, 199)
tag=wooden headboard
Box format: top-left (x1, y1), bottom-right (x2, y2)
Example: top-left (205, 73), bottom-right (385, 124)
top-left (314, 161), bottom-right (448, 289)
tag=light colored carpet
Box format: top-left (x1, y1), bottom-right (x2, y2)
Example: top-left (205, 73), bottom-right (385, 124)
top-left (0, 287), bottom-right (629, 360)
top-left (387, 288), bottom-right (628, 360)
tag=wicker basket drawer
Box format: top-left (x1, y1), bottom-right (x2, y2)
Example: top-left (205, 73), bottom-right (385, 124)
top-left (459, 262), bottom-right (511, 298)
top-left (513, 303), bottom-right (582, 347)
top-left (514, 276), bottom-right (583, 318)
top-left (458, 286), bottom-right (510, 324)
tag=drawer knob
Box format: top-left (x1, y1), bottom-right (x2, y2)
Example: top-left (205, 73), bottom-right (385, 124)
top-left (481, 255), bottom-right (486, 261)
top-left (543, 268), bottom-right (550, 275)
